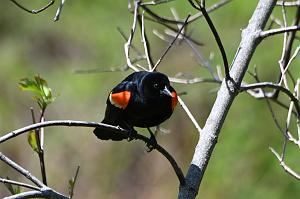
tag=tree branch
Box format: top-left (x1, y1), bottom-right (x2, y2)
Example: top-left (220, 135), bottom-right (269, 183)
top-left (277, 1), bottom-right (300, 6)
top-left (0, 153), bottom-right (69, 199)
top-left (4, 188), bottom-right (68, 199)
top-left (0, 153), bottom-right (44, 187)
top-left (0, 177), bottom-right (40, 191)
top-left (9, 0), bottom-right (55, 14)
top-left (178, 1), bottom-right (277, 198)
top-left (269, 147), bottom-right (300, 180)
top-left (240, 82), bottom-right (300, 116)
top-left (188, 0), bottom-right (230, 79)
top-left (260, 25), bottom-right (300, 38)
top-left (0, 120), bottom-right (185, 185)
top-left (151, 15), bottom-right (190, 71)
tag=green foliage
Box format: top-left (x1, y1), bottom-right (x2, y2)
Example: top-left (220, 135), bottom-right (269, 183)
top-left (27, 130), bottom-right (39, 153)
top-left (4, 177), bottom-right (21, 195)
top-left (19, 75), bottom-right (55, 110)
top-left (19, 75), bottom-right (56, 153)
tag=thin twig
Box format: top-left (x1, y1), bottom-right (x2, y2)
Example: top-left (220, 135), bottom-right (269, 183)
top-left (277, 3), bottom-right (290, 90)
top-left (124, 0), bottom-right (141, 72)
top-left (169, 77), bottom-right (221, 84)
top-left (4, 190), bottom-right (44, 199)
top-left (3, 188), bottom-right (68, 199)
top-left (279, 46), bottom-right (300, 85)
top-left (69, 166), bottom-right (80, 199)
top-left (0, 120), bottom-right (185, 185)
top-left (269, 147), bottom-right (300, 180)
top-left (32, 108), bottom-right (47, 186)
top-left (151, 15), bottom-right (191, 71)
top-left (0, 177), bottom-right (40, 191)
top-left (54, 0), bottom-right (66, 21)
top-left (141, 0), bottom-right (176, 6)
top-left (240, 82), bottom-right (300, 116)
top-left (260, 25), bottom-right (300, 38)
top-left (188, 0), bottom-right (233, 24)
top-left (140, 4), bottom-right (185, 25)
top-left (178, 97), bottom-right (202, 135)
top-left (0, 153), bottom-right (43, 187)
top-left (184, 37), bottom-right (220, 81)
top-left (118, 26), bottom-right (145, 58)
top-left (277, 1), bottom-right (300, 6)
top-left (140, 11), bottom-right (154, 70)
top-left (188, 0), bottom-right (230, 79)
top-left (9, 0), bottom-right (55, 14)
top-left (272, 6), bottom-right (300, 99)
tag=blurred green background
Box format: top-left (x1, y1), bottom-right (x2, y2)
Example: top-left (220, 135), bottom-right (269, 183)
top-left (0, 0), bottom-right (300, 198)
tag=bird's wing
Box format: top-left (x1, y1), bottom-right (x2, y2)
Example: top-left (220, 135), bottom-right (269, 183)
top-left (108, 80), bottom-right (136, 110)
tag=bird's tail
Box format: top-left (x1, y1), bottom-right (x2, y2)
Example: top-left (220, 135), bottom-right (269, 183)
top-left (93, 120), bottom-right (127, 141)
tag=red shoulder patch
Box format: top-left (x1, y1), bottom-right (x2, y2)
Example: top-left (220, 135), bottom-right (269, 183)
top-left (109, 91), bottom-right (131, 109)
top-left (171, 91), bottom-right (178, 110)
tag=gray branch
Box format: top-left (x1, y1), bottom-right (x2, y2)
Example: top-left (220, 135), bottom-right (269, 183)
top-left (178, 0), bottom-right (277, 198)
top-left (0, 120), bottom-right (185, 185)
top-left (4, 188), bottom-right (68, 199)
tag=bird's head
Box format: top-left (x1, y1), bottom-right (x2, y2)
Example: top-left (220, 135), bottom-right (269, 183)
top-left (140, 72), bottom-right (178, 110)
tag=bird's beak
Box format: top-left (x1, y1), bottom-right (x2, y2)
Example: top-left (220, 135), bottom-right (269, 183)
top-left (160, 86), bottom-right (172, 97)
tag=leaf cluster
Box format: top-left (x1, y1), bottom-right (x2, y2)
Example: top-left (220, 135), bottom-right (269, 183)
top-left (19, 75), bottom-right (55, 110)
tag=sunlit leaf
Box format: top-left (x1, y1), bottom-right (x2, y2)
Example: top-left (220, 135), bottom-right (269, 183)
top-left (27, 130), bottom-right (39, 153)
top-left (19, 78), bottom-right (40, 95)
top-left (19, 75), bottom-right (56, 110)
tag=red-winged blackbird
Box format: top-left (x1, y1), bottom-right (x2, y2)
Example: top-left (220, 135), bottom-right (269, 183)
top-left (93, 71), bottom-right (178, 143)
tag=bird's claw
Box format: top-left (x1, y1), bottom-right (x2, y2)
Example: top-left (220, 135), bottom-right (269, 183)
top-left (146, 132), bottom-right (157, 152)
top-left (127, 129), bottom-right (137, 142)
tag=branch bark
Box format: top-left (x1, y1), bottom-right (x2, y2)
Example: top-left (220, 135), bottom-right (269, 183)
top-left (178, 1), bottom-right (277, 198)
top-left (0, 120), bottom-right (185, 185)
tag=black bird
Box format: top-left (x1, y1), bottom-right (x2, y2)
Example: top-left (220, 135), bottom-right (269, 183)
top-left (93, 71), bottom-right (178, 146)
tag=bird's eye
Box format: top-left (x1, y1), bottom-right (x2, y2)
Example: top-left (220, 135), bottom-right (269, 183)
top-left (153, 83), bottom-right (159, 89)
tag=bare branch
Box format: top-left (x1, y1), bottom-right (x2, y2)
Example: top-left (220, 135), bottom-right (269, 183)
top-left (0, 120), bottom-right (185, 185)
top-left (188, 0), bottom-right (233, 23)
top-left (179, 1), bottom-right (277, 198)
top-left (4, 188), bottom-right (68, 199)
top-left (240, 82), bottom-right (300, 116)
top-left (169, 77), bottom-right (221, 84)
top-left (69, 166), bottom-right (80, 199)
top-left (0, 153), bottom-right (68, 198)
top-left (0, 177), bottom-right (40, 191)
top-left (279, 46), bottom-right (300, 85)
top-left (151, 15), bottom-right (190, 71)
top-left (124, 1), bottom-right (141, 72)
top-left (140, 4), bottom-right (185, 25)
top-left (269, 147), bottom-right (300, 180)
top-left (188, 0), bottom-right (230, 79)
top-left (260, 25), bottom-right (300, 38)
top-left (0, 153), bottom-right (44, 187)
top-left (9, 0), bottom-right (55, 14)
top-left (140, 12), bottom-right (154, 70)
top-left (54, 0), bottom-right (67, 21)
top-left (178, 96), bottom-right (202, 135)
top-left (141, 0), bottom-right (175, 6)
top-left (277, 1), bottom-right (300, 6)
top-left (4, 190), bottom-right (44, 199)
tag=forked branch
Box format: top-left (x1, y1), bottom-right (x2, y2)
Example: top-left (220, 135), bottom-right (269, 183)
top-left (0, 120), bottom-right (185, 185)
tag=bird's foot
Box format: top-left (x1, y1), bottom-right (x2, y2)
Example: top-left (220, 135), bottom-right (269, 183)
top-left (146, 128), bottom-right (157, 152)
top-left (127, 129), bottom-right (137, 142)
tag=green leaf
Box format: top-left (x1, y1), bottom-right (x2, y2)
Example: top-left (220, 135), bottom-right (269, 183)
top-left (4, 177), bottom-right (21, 194)
top-left (27, 130), bottom-right (39, 153)
top-left (19, 78), bottom-right (41, 95)
top-left (19, 75), bottom-right (56, 110)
